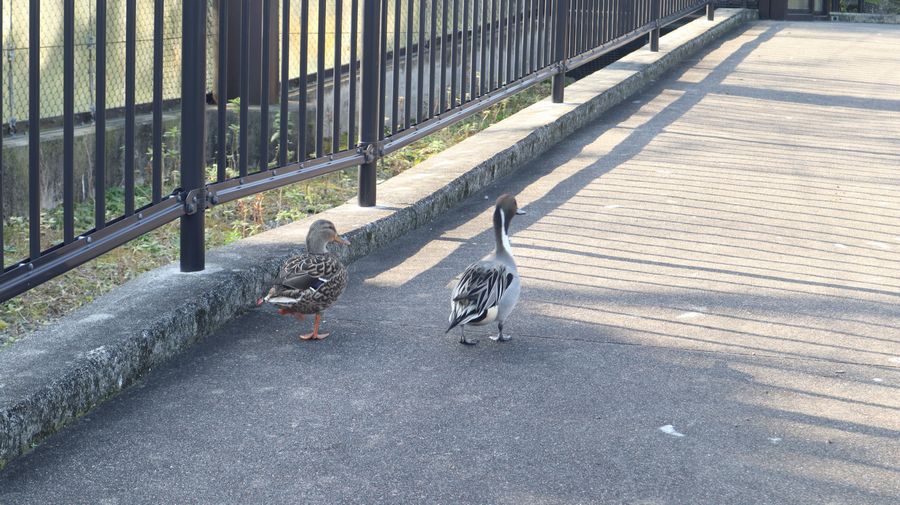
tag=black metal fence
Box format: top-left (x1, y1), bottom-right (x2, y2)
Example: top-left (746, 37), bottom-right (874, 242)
top-left (0, 0), bottom-right (713, 302)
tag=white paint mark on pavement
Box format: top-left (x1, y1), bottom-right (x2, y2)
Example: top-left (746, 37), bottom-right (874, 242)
top-left (677, 311), bottom-right (704, 320)
top-left (768, 437), bottom-right (782, 444)
top-left (833, 243), bottom-right (847, 249)
top-left (605, 204), bottom-right (622, 209)
top-left (659, 425), bottom-right (685, 437)
top-left (873, 378), bottom-right (883, 383)
top-left (867, 241), bottom-right (890, 250)
top-left (79, 313), bottom-right (114, 324)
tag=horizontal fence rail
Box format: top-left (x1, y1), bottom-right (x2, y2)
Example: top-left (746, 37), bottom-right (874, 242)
top-left (0, 0), bottom-right (713, 302)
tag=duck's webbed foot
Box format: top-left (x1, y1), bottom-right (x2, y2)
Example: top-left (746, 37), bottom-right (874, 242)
top-left (458, 327), bottom-right (478, 346)
top-left (490, 322), bottom-right (511, 342)
top-left (299, 313), bottom-right (329, 341)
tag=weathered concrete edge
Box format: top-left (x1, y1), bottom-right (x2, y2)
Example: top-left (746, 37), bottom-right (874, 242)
top-left (830, 12), bottom-right (900, 24)
top-left (0, 8), bottom-right (754, 469)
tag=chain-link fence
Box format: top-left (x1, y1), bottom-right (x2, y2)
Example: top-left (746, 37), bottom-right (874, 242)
top-left (1, 0), bottom-right (218, 130)
top-left (0, 0), bottom-right (443, 130)
top-left (284, 1), bottom-right (444, 80)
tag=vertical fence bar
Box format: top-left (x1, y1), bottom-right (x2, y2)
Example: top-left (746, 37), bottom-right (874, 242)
top-left (508, 0), bottom-right (514, 79)
top-left (451, 0), bottom-right (459, 107)
top-left (505, 0), bottom-right (513, 82)
top-left (63, 0), bottom-right (75, 243)
top-left (498, 0), bottom-right (505, 86)
top-left (604, 0), bottom-right (610, 43)
top-left (379, 0), bottom-right (388, 137)
top-left (316, 0), bottom-right (326, 157)
top-left (596, 0), bottom-right (602, 47)
top-left (513, 0), bottom-right (520, 80)
top-left (430, 1), bottom-right (437, 116)
top-left (538, 0), bottom-right (546, 66)
top-left (522, 0), bottom-right (528, 76)
top-left (350, 0), bottom-right (359, 145)
top-left (584, 0), bottom-right (589, 50)
top-left (124, 0), bottom-right (136, 216)
top-left (359, 0), bottom-right (382, 207)
top-left (28, 0), bottom-right (41, 259)
top-left (707, 1), bottom-right (714, 20)
top-left (392, 0), bottom-right (401, 134)
top-left (239, 0), bottom-right (250, 176)
top-left (627, 0), bottom-right (634, 33)
top-left (650, 0), bottom-right (659, 51)
top-left (618, 0), bottom-right (624, 37)
top-left (508, 0), bottom-right (515, 80)
top-left (405, 0), bottom-right (413, 128)
top-left (590, 0), bottom-right (596, 48)
top-left (527, 0), bottom-right (534, 73)
top-left (334, 0), bottom-right (344, 150)
top-left (180, 0), bottom-right (207, 272)
top-left (417, 0), bottom-right (425, 122)
top-left (552, 0), bottom-right (568, 103)
top-left (462, 0), bottom-right (471, 103)
top-left (472, 0), bottom-right (481, 99)
top-left (95, 0), bottom-right (107, 230)
top-left (546, 0), bottom-right (553, 65)
top-left (152, 0), bottom-right (164, 202)
top-left (440, 0), bottom-right (448, 112)
top-left (299, 0), bottom-right (309, 160)
top-left (279, 0), bottom-right (289, 166)
top-left (218, 0), bottom-right (229, 180)
top-left (260, 0), bottom-right (272, 170)
top-left (610, 0), bottom-right (615, 43)
top-left (489, 0), bottom-right (496, 90)
top-left (574, 0), bottom-right (580, 57)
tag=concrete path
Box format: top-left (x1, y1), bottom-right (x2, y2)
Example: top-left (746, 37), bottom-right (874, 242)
top-left (2, 20), bottom-right (899, 505)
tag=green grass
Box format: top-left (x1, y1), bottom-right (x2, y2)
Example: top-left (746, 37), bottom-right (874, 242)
top-left (0, 80), bottom-right (554, 346)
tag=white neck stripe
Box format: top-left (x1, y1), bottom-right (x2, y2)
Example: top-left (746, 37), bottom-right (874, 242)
top-left (499, 210), bottom-right (512, 252)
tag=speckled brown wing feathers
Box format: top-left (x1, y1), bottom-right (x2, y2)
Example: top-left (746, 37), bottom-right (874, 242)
top-left (266, 253), bottom-right (348, 314)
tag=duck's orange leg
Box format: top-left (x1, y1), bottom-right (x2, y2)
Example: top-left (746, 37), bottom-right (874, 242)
top-left (299, 313), bottom-right (329, 340)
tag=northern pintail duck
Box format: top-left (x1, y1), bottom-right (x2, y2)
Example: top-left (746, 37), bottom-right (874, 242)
top-left (258, 219), bottom-right (350, 340)
top-left (447, 194), bottom-right (525, 345)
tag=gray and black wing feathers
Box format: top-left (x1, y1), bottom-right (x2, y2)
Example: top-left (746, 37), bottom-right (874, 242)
top-left (447, 261), bottom-right (514, 332)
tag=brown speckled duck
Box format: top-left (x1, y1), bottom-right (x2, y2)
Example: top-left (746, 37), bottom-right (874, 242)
top-left (257, 219), bottom-right (350, 340)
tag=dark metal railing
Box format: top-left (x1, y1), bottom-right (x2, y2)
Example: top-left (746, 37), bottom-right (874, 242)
top-left (0, 0), bottom-right (713, 302)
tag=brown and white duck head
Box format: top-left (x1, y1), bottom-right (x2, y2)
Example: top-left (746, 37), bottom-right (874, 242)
top-left (306, 219), bottom-right (350, 254)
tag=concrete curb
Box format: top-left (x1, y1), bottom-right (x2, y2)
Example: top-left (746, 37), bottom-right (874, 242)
top-left (830, 12), bottom-right (900, 24)
top-left (0, 8), bottom-right (755, 469)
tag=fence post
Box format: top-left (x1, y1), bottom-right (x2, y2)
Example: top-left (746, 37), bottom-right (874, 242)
top-left (358, 0), bottom-right (382, 207)
top-left (180, 0), bottom-right (207, 272)
top-left (552, 0), bottom-right (569, 103)
top-left (650, 0), bottom-right (660, 52)
top-left (707, 1), bottom-right (715, 20)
